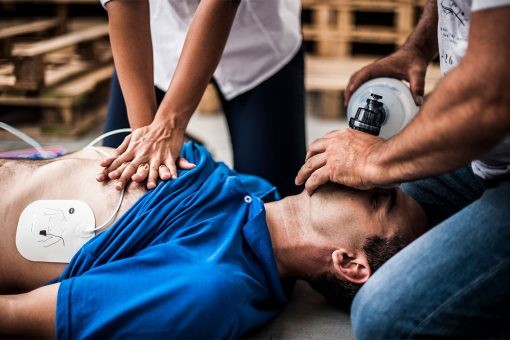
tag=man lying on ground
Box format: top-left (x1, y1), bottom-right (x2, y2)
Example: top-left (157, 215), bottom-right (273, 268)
top-left (0, 142), bottom-right (427, 338)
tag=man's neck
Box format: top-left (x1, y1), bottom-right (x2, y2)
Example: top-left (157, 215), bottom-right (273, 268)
top-left (264, 193), bottom-right (329, 279)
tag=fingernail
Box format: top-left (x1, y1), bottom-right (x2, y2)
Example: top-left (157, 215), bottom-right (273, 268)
top-left (96, 174), bottom-right (104, 181)
top-left (148, 181), bottom-right (155, 189)
top-left (172, 174), bottom-right (177, 179)
top-left (417, 96), bottom-right (424, 105)
top-left (116, 182), bottom-right (123, 190)
top-left (108, 172), bottom-right (116, 179)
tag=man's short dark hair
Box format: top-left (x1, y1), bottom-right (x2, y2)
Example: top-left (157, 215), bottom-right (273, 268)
top-left (307, 235), bottom-right (406, 311)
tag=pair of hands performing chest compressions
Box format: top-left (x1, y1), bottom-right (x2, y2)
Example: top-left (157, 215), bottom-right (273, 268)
top-left (95, 0), bottom-right (240, 190)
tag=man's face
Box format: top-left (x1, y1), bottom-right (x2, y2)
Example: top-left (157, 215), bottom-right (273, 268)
top-left (310, 184), bottom-right (427, 247)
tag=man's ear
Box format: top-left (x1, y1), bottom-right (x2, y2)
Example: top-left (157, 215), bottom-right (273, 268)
top-left (331, 248), bottom-right (371, 284)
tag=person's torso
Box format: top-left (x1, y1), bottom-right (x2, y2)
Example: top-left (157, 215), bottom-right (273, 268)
top-left (2, 148), bottom-right (145, 236)
top-left (149, 0), bottom-right (302, 99)
top-left (58, 143), bottom-right (287, 338)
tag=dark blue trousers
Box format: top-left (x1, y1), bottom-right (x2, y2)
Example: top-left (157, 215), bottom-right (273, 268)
top-left (103, 47), bottom-right (306, 196)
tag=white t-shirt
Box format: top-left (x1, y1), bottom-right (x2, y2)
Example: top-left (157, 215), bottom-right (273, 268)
top-left (101, 0), bottom-right (302, 100)
top-left (437, 0), bottom-right (510, 179)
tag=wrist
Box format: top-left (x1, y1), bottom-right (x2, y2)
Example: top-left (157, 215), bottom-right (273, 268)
top-left (152, 110), bottom-right (189, 131)
top-left (363, 141), bottom-right (397, 188)
top-left (125, 101), bottom-right (157, 129)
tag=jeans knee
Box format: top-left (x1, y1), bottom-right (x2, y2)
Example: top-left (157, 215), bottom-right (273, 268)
top-left (352, 285), bottom-right (384, 339)
top-left (351, 281), bottom-right (406, 339)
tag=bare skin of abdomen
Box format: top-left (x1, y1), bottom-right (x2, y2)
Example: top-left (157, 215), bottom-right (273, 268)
top-left (0, 147), bottom-right (146, 294)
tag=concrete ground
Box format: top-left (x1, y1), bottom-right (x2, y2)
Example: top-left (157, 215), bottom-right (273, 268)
top-left (0, 104), bottom-right (353, 339)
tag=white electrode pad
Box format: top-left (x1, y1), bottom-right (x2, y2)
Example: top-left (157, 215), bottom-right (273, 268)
top-left (16, 200), bottom-right (96, 263)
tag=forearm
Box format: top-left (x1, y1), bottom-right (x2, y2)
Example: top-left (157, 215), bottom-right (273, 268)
top-left (368, 8), bottom-right (510, 185)
top-left (107, 0), bottom-right (156, 128)
top-left (400, 0), bottom-right (438, 63)
top-left (0, 284), bottom-right (58, 337)
top-left (154, 0), bottom-right (240, 129)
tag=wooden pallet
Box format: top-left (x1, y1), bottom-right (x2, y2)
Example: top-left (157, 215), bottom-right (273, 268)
top-left (301, 0), bottom-right (417, 57)
top-left (0, 64), bottom-right (113, 136)
top-left (3, 24), bottom-right (111, 91)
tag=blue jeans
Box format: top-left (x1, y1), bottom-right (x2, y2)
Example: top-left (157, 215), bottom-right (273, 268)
top-left (352, 166), bottom-right (510, 338)
top-left (103, 46), bottom-right (306, 196)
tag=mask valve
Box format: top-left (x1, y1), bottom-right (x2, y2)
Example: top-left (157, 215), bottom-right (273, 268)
top-left (349, 93), bottom-right (387, 136)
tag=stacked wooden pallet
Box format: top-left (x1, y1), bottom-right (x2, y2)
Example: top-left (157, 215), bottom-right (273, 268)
top-left (0, 19), bottom-right (112, 136)
top-left (301, 0), bottom-right (420, 57)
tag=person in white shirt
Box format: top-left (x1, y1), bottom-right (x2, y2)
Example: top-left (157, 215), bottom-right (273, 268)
top-left (295, 0), bottom-right (510, 337)
top-left (98, 0), bottom-right (305, 196)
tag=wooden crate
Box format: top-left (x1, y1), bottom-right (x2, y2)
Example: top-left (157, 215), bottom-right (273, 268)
top-left (0, 65), bottom-right (113, 137)
top-left (302, 0), bottom-right (416, 57)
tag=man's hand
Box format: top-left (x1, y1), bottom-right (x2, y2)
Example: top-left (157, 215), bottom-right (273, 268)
top-left (96, 122), bottom-right (195, 190)
top-left (295, 129), bottom-right (385, 193)
top-left (344, 47), bottom-right (429, 107)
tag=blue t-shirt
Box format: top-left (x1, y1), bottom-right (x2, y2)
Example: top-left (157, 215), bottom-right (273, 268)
top-left (55, 142), bottom-right (290, 339)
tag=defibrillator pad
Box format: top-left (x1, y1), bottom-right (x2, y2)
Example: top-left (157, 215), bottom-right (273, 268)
top-left (16, 200), bottom-right (96, 263)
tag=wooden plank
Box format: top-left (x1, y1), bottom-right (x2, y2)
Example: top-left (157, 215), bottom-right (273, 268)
top-left (50, 64), bottom-right (112, 97)
top-left (0, 75), bottom-right (15, 88)
top-left (0, 65), bottom-right (112, 105)
top-left (12, 24), bottom-right (108, 58)
top-left (44, 47), bottom-right (111, 87)
top-left (0, 19), bottom-right (60, 40)
top-left (0, 63), bottom-right (14, 75)
top-left (349, 27), bottom-right (401, 43)
top-left (44, 60), bottom-right (91, 88)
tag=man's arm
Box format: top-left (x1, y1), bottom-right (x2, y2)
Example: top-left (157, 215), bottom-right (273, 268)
top-left (0, 283), bottom-right (59, 337)
top-left (344, 0), bottom-right (438, 106)
top-left (98, 0), bottom-right (240, 190)
top-left (297, 6), bottom-right (510, 191)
